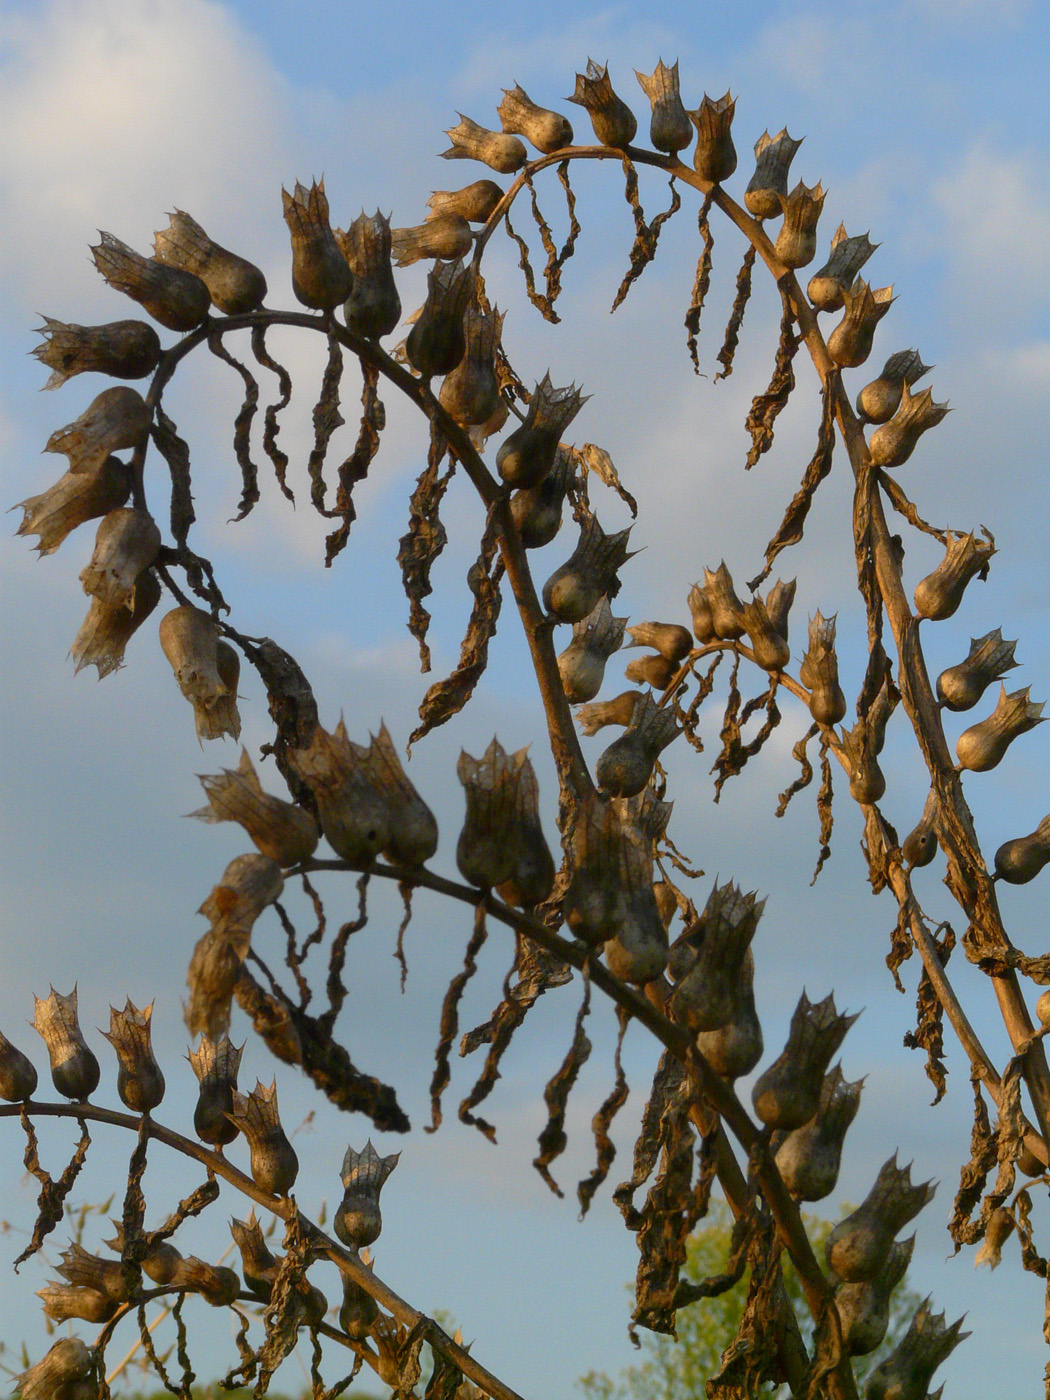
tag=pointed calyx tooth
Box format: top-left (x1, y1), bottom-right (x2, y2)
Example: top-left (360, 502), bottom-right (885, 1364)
top-left (994, 813), bottom-right (1050, 884)
top-left (33, 315), bottom-right (161, 390)
top-left (78, 507), bottom-right (161, 610)
top-left (92, 230), bottom-right (211, 331)
top-left (567, 60), bottom-right (637, 150)
top-left (703, 562), bottom-right (746, 640)
top-left (834, 1235), bottom-right (914, 1357)
top-left (391, 214), bottom-right (473, 267)
top-left (773, 1063), bottom-right (863, 1201)
top-left (282, 177), bottom-right (351, 311)
top-left (32, 986), bottom-right (100, 1101)
top-left (867, 381), bottom-right (950, 468)
top-left (595, 690), bottom-right (680, 797)
top-left (442, 114), bottom-right (527, 173)
top-left (542, 514), bottom-right (633, 623)
top-left (427, 180), bottom-right (505, 224)
top-left (364, 722), bottom-right (439, 867)
top-left (153, 210), bottom-right (267, 314)
top-left (807, 225), bottom-right (879, 312)
top-left (335, 1140), bottom-right (401, 1249)
top-left (230, 1209), bottom-right (278, 1300)
top-left (857, 348), bottom-right (932, 424)
top-left (826, 1153), bottom-right (935, 1282)
top-left (189, 1034), bottom-right (243, 1146)
top-left (668, 881), bottom-right (765, 1033)
top-left (334, 210), bottom-right (401, 340)
top-left (45, 385), bottom-right (151, 474)
top-left (231, 1079), bottom-right (299, 1195)
top-left (745, 128), bottom-right (804, 219)
top-left (439, 303), bottom-right (503, 429)
top-left (635, 59), bottom-right (692, 154)
top-left (405, 256), bottom-right (473, 378)
top-left (937, 628), bottom-right (1017, 711)
top-left (72, 569), bottom-right (161, 680)
top-left (558, 597), bottom-right (627, 703)
top-left (956, 683), bottom-right (1045, 772)
top-left (497, 84), bottom-right (573, 153)
top-left (575, 688), bottom-right (639, 736)
top-left (774, 181), bottom-right (826, 269)
top-left (625, 621), bottom-right (693, 663)
top-left (0, 1030), bottom-right (38, 1102)
top-left (864, 1299), bottom-right (969, 1398)
top-left (688, 91), bottom-right (736, 183)
top-left (914, 527), bottom-right (995, 621)
top-left (826, 279), bottom-right (894, 369)
top-left (16, 454), bottom-right (132, 557)
top-left (799, 611), bottom-right (846, 726)
top-left (751, 990), bottom-right (858, 1130)
top-left (102, 998), bottom-right (165, 1113)
top-left (192, 748), bottom-right (319, 867)
top-left (57, 1241), bottom-right (132, 1303)
top-left (497, 373), bottom-right (589, 489)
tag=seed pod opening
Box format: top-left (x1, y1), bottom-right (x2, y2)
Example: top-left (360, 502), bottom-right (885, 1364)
top-left (626, 620), bottom-right (693, 664)
top-left (751, 990), bottom-right (858, 1130)
top-left (282, 178), bottom-right (352, 310)
top-left (102, 998), bottom-right (165, 1113)
top-left (33, 316), bottom-right (161, 390)
top-left (187, 854), bottom-right (283, 1038)
top-left (799, 611), bottom-right (846, 726)
top-left (286, 719), bottom-right (391, 867)
top-left (57, 1241), bottom-right (132, 1302)
top-left (745, 128), bottom-right (804, 219)
top-left (495, 747), bottom-right (555, 909)
top-left (669, 881), bottom-right (765, 1032)
top-left (230, 1079), bottom-right (299, 1195)
top-left (688, 91), bottom-right (736, 183)
top-left (335, 210), bottom-right (402, 340)
top-left (703, 562), bottom-right (746, 639)
top-left (37, 1282), bottom-right (119, 1324)
top-left (154, 210), bottom-right (267, 314)
top-left (602, 794), bottom-right (668, 985)
top-left (774, 181), bottom-right (826, 269)
top-left (392, 214), bottom-right (473, 267)
top-left (566, 60), bottom-right (637, 150)
top-left (456, 737), bottom-right (525, 888)
top-left (496, 373), bottom-right (588, 489)
top-left (442, 114), bottom-right (527, 173)
top-left (498, 84), bottom-right (573, 153)
top-left (159, 605), bottom-right (242, 742)
top-left (32, 986), bottom-right (100, 1100)
top-left (863, 1300), bottom-right (968, 1399)
top-left (807, 225), bottom-right (879, 313)
top-left (336, 1140), bottom-right (400, 1249)
top-left (92, 230), bottom-right (211, 330)
top-left (171, 1255), bottom-right (241, 1306)
top-left (739, 580), bottom-right (793, 671)
top-left (230, 1210), bottom-right (279, 1301)
top-left (635, 60), bottom-right (692, 155)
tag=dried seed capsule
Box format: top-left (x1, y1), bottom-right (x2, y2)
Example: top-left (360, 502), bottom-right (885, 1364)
top-left (189, 1034), bottom-right (242, 1147)
top-left (937, 628), bottom-right (1018, 711)
top-left (153, 211), bottom-right (267, 314)
top-left (230, 1211), bottom-right (279, 1301)
top-left (171, 1255), bottom-right (241, 1306)
top-left (702, 562), bottom-right (746, 640)
top-left (856, 348), bottom-right (932, 424)
top-left (339, 1262), bottom-right (380, 1339)
top-left (826, 1154), bottom-right (935, 1281)
top-left (695, 950), bottom-right (764, 1080)
top-left (773, 1064), bottom-right (863, 1201)
top-left (826, 280), bottom-right (894, 368)
top-left (864, 1301), bottom-right (968, 1400)
top-left (563, 797), bottom-right (628, 945)
top-left (57, 1242), bottom-right (132, 1302)
top-left (498, 84), bottom-right (573, 153)
top-left (102, 998), bottom-right (165, 1113)
top-left (37, 1283), bottom-right (118, 1324)
top-left (914, 528), bottom-right (995, 621)
top-left (751, 991), bottom-right (858, 1130)
top-left (17, 456), bottom-right (132, 556)
top-left (799, 611), bottom-right (846, 726)
top-left (427, 180), bottom-right (505, 224)
top-left (286, 719), bottom-right (390, 867)
top-left (335, 1141), bottom-right (400, 1249)
top-left (739, 579), bottom-right (794, 671)
top-left (497, 374), bottom-right (588, 489)
top-left (956, 684), bottom-right (1045, 772)
top-left (105, 1222), bottom-right (183, 1286)
top-left (0, 1030), bottom-right (38, 1101)
top-left (974, 1205), bottom-right (1016, 1269)
top-left (624, 652), bottom-right (677, 690)
top-left (392, 214), bottom-right (473, 267)
top-left (33, 316), bottom-right (161, 390)
top-left (282, 178), bottom-right (352, 311)
top-left (509, 445), bottom-right (574, 548)
top-left (902, 788), bottom-right (939, 870)
top-left (625, 621), bottom-right (693, 663)
top-left (230, 1080), bottom-right (298, 1195)
top-left (994, 814), bottom-right (1050, 884)
top-left (542, 515), bottom-right (633, 623)
top-left (192, 749), bottom-right (319, 867)
top-left (635, 60), bottom-right (692, 154)
top-left (405, 257), bottom-right (473, 378)
top-left (45, 385), bottom-right (151, 474)
top-left (834, 1236), bottom-right (914, 1356)
top-left (688, 92), bottom-right (736, 183)
top-left (79, 507), bottom-right (161, 610)
top-left (567, 60), bottom-right (637, 149)
top-left (558, 598), bottom-right (627, 703)
top-left (455, 737), bottom-right (521, 888)
top-left (335, 211), bottom-right (402, 340)
top-left (575, 688), bottom-right (639, 737)
top-left (841, 675), bottom-right (896, 804)
top-left (807, 226), bottom-right (879, 313)
top-left (92, 230), bottom-right (211, 331)
top-left (14, 1338), bottom-right (94, 1400)
top-left (442, 114), bottom-right (527, 173)
top-left (668, 882), bottom-right (765, 1033)
top-left (496, 748), bottom-right (555, 909)
top-left (595, 691), bottom-right (680, 797)
top-left (687, 581), bottom-right (717, 643)
top-left (439, 304), bottom-right (503, 428)
top-left (868, 381), bottom-right (950, 468)
top-left (32, 986), bottom-right (100, 1100)
top-left (72, 570), bottom-right (161, 679)
top-left (365, 723), bottom-right (439, 867)
top-left (602, 801), bottom-right (668, 985)
top-left (774, 181), bottom-right (826, 269)
top-left (744, 128), bottom-right (804, 219)
top-left (159, 605), bottom-right (241, 742)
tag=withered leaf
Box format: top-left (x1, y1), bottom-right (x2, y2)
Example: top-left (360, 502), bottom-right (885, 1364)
top-left (612, 165), bottom-right (681, 313)
top-left (307, 333), bottom-right (346, 516)
top-left (743, 291), bottom-right (799, 469)
top-left (712, 666), bottom-right (782, 800)
top-left (684, 192), bottom-right (715, 374)
top-left (545, 160), bottom-right (582, 310)
top-left (578, 1008), bottom-right (630, 1219)
top-left (504, 205), bottom-right (559, 323)
top-left (950, 1075), bottom-right (998, 1251)
top-left (574, 442), bottom-right (638, 518)
top-left (152, 404), bottom-right (226, 611)
top-left (776, 721), bottom-right (817, 817)
top-left (207, 327), bottom-right (260, 521)
top-left (258, 1212), bottom-right (314, 1392)
top-left (714, 243), bottom-right (756, 382)
top-left (533, 974), bottom-right (593, 1197)
top-left (428, 904), bottom-right (489, 1132)
top-left (614, 1052), bottom-right (689, 1230)
top-left (398, 427), bottom-right (455, 672)
top-left (877, 468), bottom-right (949, 544)
top-left (902, 921), bottom-right (954, 1102)
top-left (15, 1109), bottom-right (91, 1269)
top-left (325, 359), bottom-right (384, 565)
top-left (251, 324), bottom-right (295, 501)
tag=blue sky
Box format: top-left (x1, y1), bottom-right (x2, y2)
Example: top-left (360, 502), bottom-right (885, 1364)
top-left (1, 1), bottom-right (1050, 1396)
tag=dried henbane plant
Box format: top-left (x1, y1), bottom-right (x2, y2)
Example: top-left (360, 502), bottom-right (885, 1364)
top-left (10, 41), bottom-right (1050, 1400)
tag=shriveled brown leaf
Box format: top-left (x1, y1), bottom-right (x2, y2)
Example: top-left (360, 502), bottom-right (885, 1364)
top-left (534, 974), bottom-right (593, 1197)
top-left (252, 324), bottom-right (295, 501)
top-left (398, 427), bottom-right (455, 672)
top-left (684, 193), bottom-right (714, 374)
top-left (611, 165), bottom-right (681, 313)
top-left (744, 291), bottom-right (799, 469)
top-left (208, 327), bottom-right (261, 521)
top-left (714, 244), bottom-right (756, 382)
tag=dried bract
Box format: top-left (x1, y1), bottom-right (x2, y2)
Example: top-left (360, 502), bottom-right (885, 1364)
top-left (32, 986), bottom-right (100, 1101)
top-left (867, 381), bottom-right (950, 468)
top-left (336, 211), bottom-right (402, 339)
top-left (774, 181), bottom-right (826, 269)
top-left (914, 528), bottom-right (994, 621)
top-left (739, 578), bottom-right (794, 671)
top-left (498, 84), bottom-right (573, 153)
top-left (937, 628), bottom-right (1017, 712)
top-left (392, 214), bottom-right (473, 267)
top-left (92, 231), bottom-right (211, 331)
top-left (427, 180), bottom-right (505, 223)
top-left (856, 348), bottom-right (932, 424)
top-left (542, 515), bottom-right (633, 623)
top-left (189, 1034), bottom-right (242, 1146)
top-left (826, 1154), bottom-right (935, 1281)
top-left (102, 998), bottom-right (165, 1113)
top-left (0, 1030), bottom-right (38, 1102)
top-left (687, 580), bottom-right (717, 643)
top-left (282, 178), bottom-right (352, 311)
top-left (497, 373), bottom-right (588, 489)
top-left (78, 507), bottom-right (161, 609)
top-left (566, 60), bottom-right (637, 150)
top-left (230, 1210), bottom-right (278, 1300)
top-left (405, 257), bottom-right (473, 378)
top-left (688, 91), bottom-right (736, 184)
top-left (994, 813), bottom-right (1050, 884)
top-left (751, 991), bottom-right (858, 1130)
top-left (45, 385), bottom-right (150, 474)
top-left (439, 304), bottom-right (503, 428)
top-left (335, 1140), bottom-right (400, 1249)
top-left (230, 1079), bottom-right (299, 1195)
top-left (669, 881), bottom-right (765, 1032)
top-left (774, 1064), bottom-right (862, 1201)
top-left (826, 279), bottom-right (894, 369)
top-left (33, 316), bottom-right (161, 390)
top-left (154, 210), bottom-right (267, 314)
top-left (442, 115), bottom-right (527, 174)
top-left (72, 570), bottom-right (161, 678)
top-left (557, 597), bottom-right (627, 703)
top-left (799, 611), bottom-right (846, 726)
top-left (956, 684), bottom-right (1045, 773)
top-left (192, 748), bottom-right (319, 867)
top-left (807, 226), bottom-right (879, 313)
top-left (16, 456), bottom-right (131, 556)
top-left (635, 60), bottom-right (692, 155)
top-left (595, 690), bottom-right (680, 797)
top-left (864, 1301), bottom-right (968, 1399)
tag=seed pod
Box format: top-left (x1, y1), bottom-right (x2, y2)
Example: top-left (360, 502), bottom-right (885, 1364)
top-left (335, 211), bottom-right (402, 340)
top-left (868, 381), bottom-right (950, 468)
top-left (286, 719), bottom-right (389, 867)
top-left (603, 803), bottom-right (668, 985)
top-left (0, 1030), bottom-right (38, 1102)
top-left (774, 181), bottom-right (826, 269)
top-left (17, 456), bottom-right (132, 556)
top-left (826, 279), bottom-right (894, 368)
top-left (596, 691), bottom-right (680, 797)
top-left (864, 1300), bottom-right (968, 1400)
top-left (187, 855), bottom-right (281, 1040)
top-left (406, 257), bottom-right (473, 378)
top-left (339, 1258), bottom-right (380, 1340)
top-left (159, 606), bottom-right (242, 742)
top-left (79, 507), bottom-right (161, 609)
top-left (365, 723), bottom-right (439, 867)
top-left (392, 214), bottom-right (473, 267)
top-left (799, 611), bottom-right (846, 726)
top-left (688, 92), bottom-right (736, 183)
top-left (442, 114), bottom-right (527, 173)
top-left (826, 1154), bottom-right (935, 1281)
top-left (336, 1141), bottom-right (400, 1249)
top-left (32, 986), bottom-right (100, 1100)
top-left (543, 516), bottom-right (633, 623)
top-left (189, 1034), bottom-right (242, 1147)
top-left (496, 748), bottom-right (555, 909)
top-left (625, 621), bottom-right (693, 664)
top-left (171, 1255), bottom-right (241, 1306)
top-left (914, 528), bottom-right (995, 621)
top-left (72, 569), bottom-right (162, 679)
top-left (497, 84), bottom-right (573, 153)
top-left (198, 853), bottom-right (284, 949)
top-left (807, 226), bottom-right (879, 312)
top-left (937, 628), bottom-right (1018, 711)
top-left (455, 737), bottom-right (520, 888)
top-left (509, 445), bottom-right (574, 548)
top-left (703, 562), bottom-right (746, 639)
top-left (634, 60), bottom-right (692, 154)
top-left (563, 797), bottom-right (628, 946)
top-left (744, 128), bottom-right (804, 219)
top-left (102, 999), bottom-right (165, 1113)
top-left (57, 1242), bottom-right (132, 1302)
top-left (439, 304), bottom-right (503, 428)
top-left (956, 684), bottom-right (1045, 772)
top-left (974, 1205), bottom-right (1016, 1269)
top-left (192, 749), bottom-right (319, 867)
top-left (902, 788), bottom-right (939, 870)
top-left (106, 1222), bottom-right (183, 1286)
top-left (92, 230), bottom-right (211, 331)
top-left (230, 1080), bottom-right (298, 1195)
top-left (668, 882), bottom-right (765, 1033)
top-left (687, 581), bottom-right (718, 643)
top-left (856, 348), bottom-right (932, 424)
top-left (37, 1283), bottom-right (118, 1324)
top-left (557, 598), bottom-right (627, 703)
top-left (567, 60), bottom-right (637, 150)
top-left (282, 178), bottom-right (352, 311)
top-left (427, 180), bottom-right (505, 223)
top-left (752, 991), bottom-right (858, 1130)
top-left (624, 652), bottom-right (677, 690)
top-left (46, 385), bottom-right (151, 474)
top-left (841, 675), bottom-right (897, 804)
top-left (230, 1211), bottom-right (279, 1301)
top-left (653, 880), bottom-right (679, 929)
top-left (575, 688), bottom-right (639, 737)
top-left (497, 374), bottom-right (588, 489)
top-left (834, 1236), bottom-right (914, 1356)
top-left (153, 210), bottom-right (267, 314)
top-left (995, 814), bottom-right (1050, 884)
top-left (695, 950), bottom-right (764, 1080)
top-left (774, 1064), bottom-right (863, 1201)
top-left (15, 1338), bottom-right (94, 1400)
top-left (33, 316), bottom-right (162, 390)
top-left (739, 580), bottom-right (794, 671)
